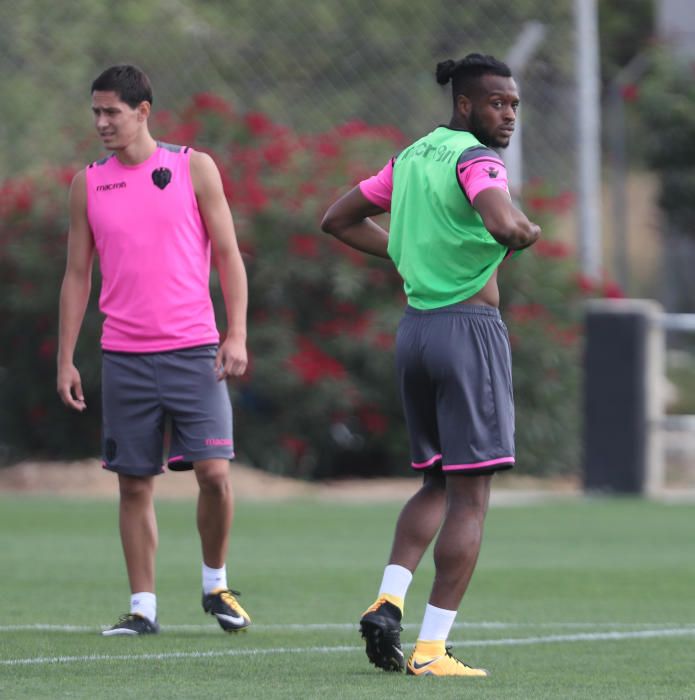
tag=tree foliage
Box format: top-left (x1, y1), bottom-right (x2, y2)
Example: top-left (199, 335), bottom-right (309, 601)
top-left (598, 0), bottom-right (654, 82)
top-left (638, 49), bottom-right (695, 228)
top-left (0, 0), bottom-right (576, 175)
top-left (1, 94), bottom-right (611, 476)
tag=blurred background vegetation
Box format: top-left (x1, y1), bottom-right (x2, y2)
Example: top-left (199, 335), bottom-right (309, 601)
top-left (4, 0), bottom-right (694, 482)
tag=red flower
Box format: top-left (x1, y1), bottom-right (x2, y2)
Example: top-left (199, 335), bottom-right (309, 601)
top-left (335, 120), bottom-right (372, 138)
top-left (620, 83), bottom-right (639, 102)
top-left (552, 191), bottom-right (575, 213)
top-left (316, 136), bottom-right (341, 158)
top-left (332, 301), bottom-right (359, 316)
top-left (192, 92), bottom-right (235, 116)
top-left (0, 180), bottom-right (34, 215)
top-left (315, 319), bottom-right (343, 338)
top-left (240, 176), bottom-right (269, 213)
top-left (262, 140), bottom-right (293, 168)
top-left (245, 112), bottom-right (275, 137)
top-left (234, 145), bottom-right (262, 169)
top-left (39, 337), bottom-right (56, 360)
top-left (299, 182), bottom-right (318, 197)
top-left (281, 434), bottom-right (308, 456)
top-left (555, 326), bottom-right (580, 347)
top-left (575, 273), bottom-right (595, 294)
top-left (507, 303), bottom-right (547, 323)
top-left (152, 109), bottom-right (174, 127)
top-left (373, 125), bottom-right (407, 144)
top-left (373, 333), bottom-right (394, 350)
top-left (528, 196), bottom-right (551, 212)
top-left (328, 237), bottom-right (365, 267)
top-left (526, 189), bottom-right (574, 215)
top-left (534, 239), bottom-right (571, 259)
top-left (603, 280), bottom-right (624, 299)
top-left (315, 313), bottom-right (373, 339)
top-left (289, 234), bottom-right (319, 258)
top-left (56, 166), bottom-right (77, 187)
top-left (288, 339), bottom-right (346, 384)
top-left (159, 121), bottom-right (201, 145)
top-left (358, 406), bottom-right (388, 435)
top-left (218, 168), bottom-right (236, 202)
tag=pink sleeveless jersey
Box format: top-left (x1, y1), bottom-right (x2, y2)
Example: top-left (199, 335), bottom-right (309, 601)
top-left (85, 143), bottom-right (220, 352)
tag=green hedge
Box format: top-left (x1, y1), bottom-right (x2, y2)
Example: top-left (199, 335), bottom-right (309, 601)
top-left (0, 95), bottom-right (612, 476)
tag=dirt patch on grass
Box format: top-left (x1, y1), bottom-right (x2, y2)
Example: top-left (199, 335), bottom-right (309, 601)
top-left (0, 459), bottom-right (580, 503)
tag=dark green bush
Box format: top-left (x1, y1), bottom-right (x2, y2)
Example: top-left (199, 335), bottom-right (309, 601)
top-left (1, 95), bottom-right (608, 477)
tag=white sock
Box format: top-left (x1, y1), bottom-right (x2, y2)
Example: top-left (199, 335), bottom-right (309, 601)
top-left (418, 603), bottom-right (457, 642)
top-left (130, 592), bottom-right (156, 623)
top-left (202, 563), bottom-right (228, 594)
top-left (378, 564), bottom-right (413, 600)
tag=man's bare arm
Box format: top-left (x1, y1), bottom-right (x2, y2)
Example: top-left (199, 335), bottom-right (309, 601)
top-left (190, 150), bottom-right (248, 380)
top-left (472, 188), bottom-right (541, 250)
top-left (321, 186), bottom-right (390, 258)
top-left (57, 169), bottom-right (95, 411)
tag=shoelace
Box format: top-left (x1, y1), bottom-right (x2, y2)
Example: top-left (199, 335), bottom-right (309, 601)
top-left (219, 588), bottom-right (243, 607)
top-left (114, 613), bottom-right (140, 625)
top-left (444, 645), bottom-right (474, 669)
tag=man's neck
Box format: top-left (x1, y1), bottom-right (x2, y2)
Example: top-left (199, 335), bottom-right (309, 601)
top-left (114, 134), bottom-right (158, 166)
top-left (448, 115), bottom-right (469, 131)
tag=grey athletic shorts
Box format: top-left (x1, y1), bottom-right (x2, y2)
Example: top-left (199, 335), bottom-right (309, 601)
top-left (395, 303), bottom-right (515, 475)
top-left (101, 345), bottom-right (234, 477)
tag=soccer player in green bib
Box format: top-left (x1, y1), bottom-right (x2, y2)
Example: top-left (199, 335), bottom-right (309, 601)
top-left (322, 53), bottom-right (541, 677)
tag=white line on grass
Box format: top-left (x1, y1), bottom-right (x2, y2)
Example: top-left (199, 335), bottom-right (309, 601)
top-left (3, 621), bottom-right (695, 634)
top-left (3, 627), bottom-right (695, 667)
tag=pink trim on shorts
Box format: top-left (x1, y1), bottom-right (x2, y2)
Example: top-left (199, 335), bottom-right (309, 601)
top-left (411, 453), bottom-right (443, 469)
top-left (166, 453), bottom-right (235, 465)
top-left (443, 456), bottom-right (515, 472)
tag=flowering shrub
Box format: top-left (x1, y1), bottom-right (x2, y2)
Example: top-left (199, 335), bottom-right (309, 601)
top-left (0, 165), bottom-right (103, 463)
top-left (0, 94), bottom-right (616, 477)
top-left (161, 98), bottom-right (411, 477)
top-left (499, 182), bottom-right (627, 475)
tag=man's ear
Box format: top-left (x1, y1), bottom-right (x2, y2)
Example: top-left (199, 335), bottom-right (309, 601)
top-left (137, 101), bottom-right (151, 121)
top-left (455, 93), bottom-right (472, 119)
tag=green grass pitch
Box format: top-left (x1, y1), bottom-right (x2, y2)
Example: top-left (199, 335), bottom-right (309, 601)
top-left (1, 494), bottom-right (694, 699)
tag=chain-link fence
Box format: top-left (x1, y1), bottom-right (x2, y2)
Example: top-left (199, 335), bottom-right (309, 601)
top-left (1, 0), bottom-right (577, 196)
top-left (1, 0), bottom-right (587, 474)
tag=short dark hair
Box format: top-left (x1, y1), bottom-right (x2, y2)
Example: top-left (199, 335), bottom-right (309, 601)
top-left (91, 64), bottom-right (153, 108)
top-left (436, 53), bottom-right (512, 100)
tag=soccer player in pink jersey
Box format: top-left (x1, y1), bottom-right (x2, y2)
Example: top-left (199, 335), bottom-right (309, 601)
top-left (57, 65), bottom-right (251, 635)
top-left (322, 54), bottom-right (541, 676)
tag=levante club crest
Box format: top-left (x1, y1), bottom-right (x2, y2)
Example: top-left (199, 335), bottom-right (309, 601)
top-left (152, 167), bottom-right (172, 190)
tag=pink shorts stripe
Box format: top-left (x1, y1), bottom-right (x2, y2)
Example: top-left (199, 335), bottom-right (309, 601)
top-left (442, 456), bottom-right (515, 472)
top-left (411, 454), bottom-right (443, 469)
top-left (166, 453), bottom-right (236, 465)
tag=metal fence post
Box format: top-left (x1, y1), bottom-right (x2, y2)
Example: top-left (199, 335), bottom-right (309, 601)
top-left (583, 299), bottom-right (664, 494)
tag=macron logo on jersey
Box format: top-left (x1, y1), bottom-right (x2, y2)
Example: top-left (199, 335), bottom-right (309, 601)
top-left (96, 182), bottom-right (127, 192)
